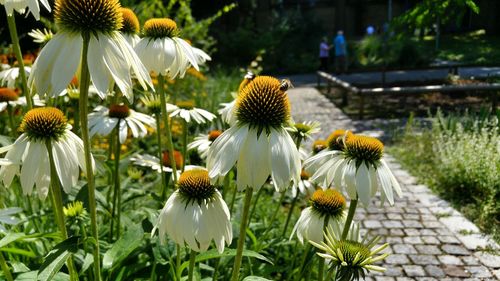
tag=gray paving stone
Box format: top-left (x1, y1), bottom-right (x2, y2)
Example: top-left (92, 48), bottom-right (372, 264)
top-left (404, 229), bottom-right (420, 236)
top-left (438, 236), bottom-right (461, 244)
top-left (384, 266), bottom-right (404, 277)
top-left (415, 245), bottom-right (442, 255)
top-left (403, 220), bottom-right (423, 228)
top-left (385, 254), bottom-right (409, 265)
top-left (442, 244), bottom-right (470, 255)
top-left (458, 234), bottom-right (498, 251)
top-left (393, 244), bottom-right (417, 254)
top-left (390, 229), bottom-right (405, 236)
top-left (422, 220), bottom-right (442, 228)
top-left (461, 256), bottom-right (481, 265)
top-left (386, 213), bottom-right (403, 220)
top-left (419, 229), bottom-right (436, 236)
top-left (402, 214), bottom-right (419, 220)
top-left (424, 265), bottom-right (446, 277)
top-left (395, 278), bottom-right (416, 281)
top-left (408, 254), bottom-right (439, 265)
top-left (420, 214), bottom-right (437, 221)
top-left (493, 269), bottom-right (500, 279)
top-left (438, 255), bottom-right (464, 265)
top-left (464, 265), bottom-right (493, 278)
top-left (421, 236), bottom-right (440, 245)
top-left (402, 265), bottom-right (426, 277)
top-left (386, 237), bottom-right (403, 244)
top-left (375, 277), bottom-right (395, 281)
top-left (382, 220), bottom-right (404, 228)
top-left (440, 216), bottom-right (480, 234)
top-left (364, 220), bottom-right (383, 229)
top-left (403, 236), bottom-right (423, 245)
top-left (474, 251), bottom-right (500, 268)
top-left (443, 265), bottom-right (471, 277)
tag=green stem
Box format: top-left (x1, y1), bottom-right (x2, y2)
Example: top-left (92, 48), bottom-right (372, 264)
top-left (6, 15), bottom-right (31, 109)
top-left (158, 76), bottom-right (178, 183)
top-left (79, 32), bottom-right (101, 281)
top-left (341, 199), bottom-right (358, 240)
top-left (262, 191), bottom-right (286, 237)
top-left (110, 126), bottom-right (121, 240)
top-left (282, 192), bottom-right (299, 236)
top-left (154, 115), bottom-right (167, 201)
top-left (212, 258), bottom-right (220, 281)
top-left (0, 252), bottom-right (13, 281)
top-left (295, 243), bottom-right (311, 281)
top-left (247, 187), bottom-right (263, 228)
top-left (221, 174), bottom-right (230, 200)
top-left (46, 141), bottom-right (79, 281)
top-left (187, 249), bottom-right (197, 281)
top-left (6, 105), bottom-right (16, 137)
top-left (230, 187), bottom-right (253, 281)
top-left (181, 120), bottom-right (188, 172)
top-left (317, 217), bottom-right (329, 281)
top-left (229, 182), bottom-right (237, 214)
top-left (175, 245), bottom-right (181, 280)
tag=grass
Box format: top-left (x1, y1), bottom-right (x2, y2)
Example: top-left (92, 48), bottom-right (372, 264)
top-left (388, 110), bottom-right (500, 243)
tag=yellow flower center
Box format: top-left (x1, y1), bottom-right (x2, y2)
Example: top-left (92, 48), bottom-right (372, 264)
top-left (208, 130), bottom-right (222, 142)
top-left (178, 169), bottom-right (216, 202)
top-left (63, 201), bottom-right (85, 217)
top-left (55, 0), bottom-right (123, 35)
top-left (312, 139), bottom-right (327, 154)
top-left (344, 135), bottom-right (384, 165)
top-left (143, 18), bottom-right (179, 39)
top-left (311, 189), bottom-right (346, 217)
top-left (108, 104), bottom-right (131, 119)
top-left (20, 107), bottom-right (67, 141)
top-left (236, 76), bottom-right (291, 131)
top-left (327, 129), bottom-right (353, 151)
top-left (0, 88), bottom-right (19, 102)
top-left (176, 100), bottom-right (195, 110)
top-left (300, 169), bottom-right (310, 180)
top-left (119, 8), bottom-right (140, 34)
top-left (162, 150), bottom-right (183, 170)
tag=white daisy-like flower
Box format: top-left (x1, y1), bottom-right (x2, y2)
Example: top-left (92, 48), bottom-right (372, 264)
top-left (305, 134), bottom-right (402, 206)
top-left (188, 130), bottom-right (222, 159)
top-left (119, 7), bottom-right (140, 47)
top-left (88, 104), bottom-right (155, 144)
top-left (27, 0), bottom-right (153, 102)
top-left (207, 76), bottom-right (301, 192)
top-left (1, 0), bottom-right (50, 20)
top-left (155, 169), bottom-right (232, 253)
top-left (192, 46), bottom-right (211, 65)
top-left (0, 88), bottom-right (44, 112)
top-left (310, 223), bottom-right (389, 280)
top-left (291, 189), bottom-right (346, 244)
top-left (167, 101), bottom-right (216, 124)
top-left (130, 150), bottom-right (184, 174)
top-left (135, 18), bottom-right (199, 79)
top-left (0, 107), bottom-right (92, 199)
top-left (28, 28), bottom-right (53, 44)
top-left (0, 65), bottom-right (31, 89)
top-left (291, 169), bottom-right (316, 198)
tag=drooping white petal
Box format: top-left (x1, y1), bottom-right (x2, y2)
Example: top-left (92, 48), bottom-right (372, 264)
top-left (236, 129), bottom-right (271, 191)
top-left (207, 125), bottom-right (248, 181)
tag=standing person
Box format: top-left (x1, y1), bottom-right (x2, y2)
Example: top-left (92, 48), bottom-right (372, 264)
top-left (333, 30), bottom-right (347, 74)
top-left (318, 37), bottom-right (331, 71)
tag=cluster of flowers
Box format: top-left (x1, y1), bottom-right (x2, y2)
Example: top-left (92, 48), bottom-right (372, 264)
top-left (0, 0), bottom-right (402, 280)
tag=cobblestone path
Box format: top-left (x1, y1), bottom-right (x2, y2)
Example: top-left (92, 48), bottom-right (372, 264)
top-left (287, 87), bottom-right (500, 281)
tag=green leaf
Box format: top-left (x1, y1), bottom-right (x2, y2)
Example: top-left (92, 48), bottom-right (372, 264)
top-left (243, 277), bottom-right (273, 281)
top-left (37, 237), bottom-right (79, 281)
top-left (0, 247), bottom-right (36, 257)
top-left (178, 248), bottom-right (273, 275)
top-left (16, 271), bottom-right (69, 281)
top-left (103, 225), bottom-right (144, 270)
top-left (0, 233), bottom-right (25, 248)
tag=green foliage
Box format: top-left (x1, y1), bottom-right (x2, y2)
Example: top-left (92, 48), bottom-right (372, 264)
top-left (390, 109), bottom-right (500, 241)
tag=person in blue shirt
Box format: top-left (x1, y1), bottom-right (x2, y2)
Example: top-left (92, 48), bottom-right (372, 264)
top-left (319, 37), bottom-right (331, 71)
top-left (333, 30), bottom-right (347, 74)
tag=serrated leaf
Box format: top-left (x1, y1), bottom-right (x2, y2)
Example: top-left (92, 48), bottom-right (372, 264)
top-left (103, 225), bottom-right (144, 270)
top-left (178, 248), bottom-right (273, 275)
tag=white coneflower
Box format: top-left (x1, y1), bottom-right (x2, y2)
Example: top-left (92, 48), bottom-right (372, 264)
top-left (208, 76), bottom-right (301, 192)
top-left (131, 150), bottom-right (184, 174)
top-left (1, 0), bottom-right (50, 20)
top-left (88, 104), bottom-right (155, 144)
top-left (0, 88), bottom-right (44, 112)
top-left (291, 189), bottom-right (346, 244)
top-left (305, 134), bottom-right (402, 206)
top-left (27, 0), bottom-right (153, 101)
top-left (0, 65), bottom-right (31, 89)
top-left (167, 100), bottom-right (216, 124)
top-left (218, 72), bottom-right (255, 125)
top-left (192, 46), bottom-right (211, 65)
top-left (310, 224), bottom-right (389, 281)
top-left (155, 169), bottom-right (232, 253)
top-left (119, 8), bottom-right (140, 47)
top-left (0, 107), bottom-right (91, 199)
top-left (188, 130), bottom-right (222, 159)
top-left (135, 18), bottom-right (199, 79)
top-left (291, 170), bottom-right (316, 198)
top-left (28, 28), bottom-right (53, 44)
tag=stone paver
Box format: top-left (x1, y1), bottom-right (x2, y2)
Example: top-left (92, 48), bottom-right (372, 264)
top-left (288, 87), bottom-right (500, 279)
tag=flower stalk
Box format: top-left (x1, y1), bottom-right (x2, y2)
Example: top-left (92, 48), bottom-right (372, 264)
top-left (158, 76), bottom-right (178, 183)
top-left (6, 15), bottom-right (32, 109)
top-left (154, 114), bottom-right (167, 199)
top-left (230, 187), bottom-right (254, 281)
top-left (187, 249), bottom-right (197, 281)
top-left (341, 198), bottom-right (358, 240)
top-left (78, 32), bottom-right (101, 281)
top-left (110, 126), bottom-right (122, 240)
